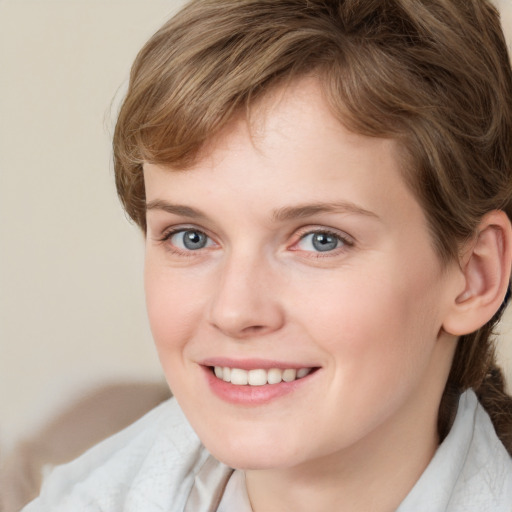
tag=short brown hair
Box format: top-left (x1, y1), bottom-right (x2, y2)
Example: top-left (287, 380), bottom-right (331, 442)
top-left (113, 0), bottom-right (512, 450)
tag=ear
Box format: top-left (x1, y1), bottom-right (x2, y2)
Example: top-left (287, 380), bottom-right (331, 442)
top-left (443, 210), bottom-right (512, 336)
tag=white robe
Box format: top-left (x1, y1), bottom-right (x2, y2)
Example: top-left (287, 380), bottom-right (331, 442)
top-left (23, 390), bottom-right (512, 512)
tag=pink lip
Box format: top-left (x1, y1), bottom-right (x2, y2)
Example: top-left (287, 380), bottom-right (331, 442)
top-left (200, 364), bottom-right (319, 406)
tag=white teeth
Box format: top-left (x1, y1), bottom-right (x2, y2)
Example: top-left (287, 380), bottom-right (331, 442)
top-left (248, 369), bottom-right (267, 386)
top-left (282, 368), bottom-right (297, 382)
top-left (213, 366), bottom-right (313, 386)
top-left (230, 368), bottom-right (248, 385)
top-left (267, 368), bottom-right (282, 384)
top-left (297, 368), bottom-right (310, 378)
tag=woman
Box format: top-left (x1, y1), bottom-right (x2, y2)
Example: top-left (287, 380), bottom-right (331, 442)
top-left (26, 0), bottom-right (512, 510)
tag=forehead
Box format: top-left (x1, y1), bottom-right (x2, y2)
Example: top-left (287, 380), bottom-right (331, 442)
top-left (157, 77), bottom-right (401, 180)
top-left (144, 78), bottom-right (428, 243)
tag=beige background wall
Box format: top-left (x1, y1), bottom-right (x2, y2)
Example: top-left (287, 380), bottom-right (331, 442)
top-left (1, 0), bottom-right (512, 457)
top-left (0, 0), bottom-right (187, 455)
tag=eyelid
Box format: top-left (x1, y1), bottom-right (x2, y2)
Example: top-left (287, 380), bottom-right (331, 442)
top-left (156, 225), bottom-right (219, 255)
top-left (289, 226), bottom-right (355, 254)
top-left (157, 224), bottom-right (210, 242)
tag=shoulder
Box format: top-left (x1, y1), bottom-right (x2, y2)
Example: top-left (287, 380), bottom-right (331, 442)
top-left (398, 390), bottom-right (512, 512)
top-left (448, 391), bottom-right (512, 511)
top-left (22, 397), bottom-right (209, 512)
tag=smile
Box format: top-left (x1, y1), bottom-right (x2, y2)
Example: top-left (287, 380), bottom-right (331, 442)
top-left (212, 366), bottom-right (313, 386)
top-left (202, 362), bottom-right (320, 405)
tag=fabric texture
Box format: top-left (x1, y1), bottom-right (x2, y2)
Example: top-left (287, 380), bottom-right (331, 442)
top-left (216, 468), bottom-right (252, 512)
top-left (397, 390), bottom-right (512, 511)
top-left (23, 390), bottom-right (512, 512)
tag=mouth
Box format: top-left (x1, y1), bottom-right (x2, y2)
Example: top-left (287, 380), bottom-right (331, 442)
top-left (210, 366), bottom-right (315, 386)
top-left (200, 359), bottom-right (321, 405)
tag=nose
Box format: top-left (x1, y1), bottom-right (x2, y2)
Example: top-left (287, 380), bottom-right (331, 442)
top-left (208, 251), bottom-right (285, 339)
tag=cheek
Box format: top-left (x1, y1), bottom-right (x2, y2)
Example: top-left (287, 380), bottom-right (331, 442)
top-left (296, 273), bottom-right (443, 440)
top-left (144, 263), bottom-right (204, 354)
top-left (298, 264), bottom-right (443, 382)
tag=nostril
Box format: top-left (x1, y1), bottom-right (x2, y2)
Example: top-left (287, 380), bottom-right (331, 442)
top-left (242, 325), bottom-right (265, 334)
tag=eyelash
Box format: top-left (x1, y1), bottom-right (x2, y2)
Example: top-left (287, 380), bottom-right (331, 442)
top-left (158, 226), bottom-right (216, 257)
top-left (292, 228), bottom-right (354, 258)
top-left (157, 226), bottom-right (354, 257)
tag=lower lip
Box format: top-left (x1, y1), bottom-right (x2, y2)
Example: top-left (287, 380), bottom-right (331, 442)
top-left (202, 366), bottom-right (317, 406)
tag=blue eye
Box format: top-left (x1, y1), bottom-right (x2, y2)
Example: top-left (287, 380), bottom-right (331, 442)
top-left (169, 229), bottom-right (211, 250)
top-left (297, 232), bottom-right (345, 252)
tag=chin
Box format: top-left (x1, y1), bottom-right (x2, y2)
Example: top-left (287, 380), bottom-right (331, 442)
top-left (200, 429), bottom-right (304, 470)
top-left (210, 446), bottom-right (294, 471)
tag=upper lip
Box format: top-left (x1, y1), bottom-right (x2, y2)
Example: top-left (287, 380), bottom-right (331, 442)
top-left (200, 357), bottom-right (319, 371)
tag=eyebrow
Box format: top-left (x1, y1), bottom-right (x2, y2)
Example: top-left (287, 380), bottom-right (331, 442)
top-left (146, 199), bottom-right (379, 222)
top-left (271, 202), bottom-right (379, 222)
top-left (146, 200), bottom-right (208, 220)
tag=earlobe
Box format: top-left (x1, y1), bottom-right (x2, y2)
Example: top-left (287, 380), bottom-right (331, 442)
top-left (443, 210), bottom-right (512, 336)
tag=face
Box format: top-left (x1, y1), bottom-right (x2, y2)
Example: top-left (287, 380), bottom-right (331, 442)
top-left (143, 78), bottom-right (461, 471)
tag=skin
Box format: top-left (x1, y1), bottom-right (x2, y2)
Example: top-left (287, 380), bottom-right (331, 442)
top-left (143, 78), bottom-right (465, 511)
